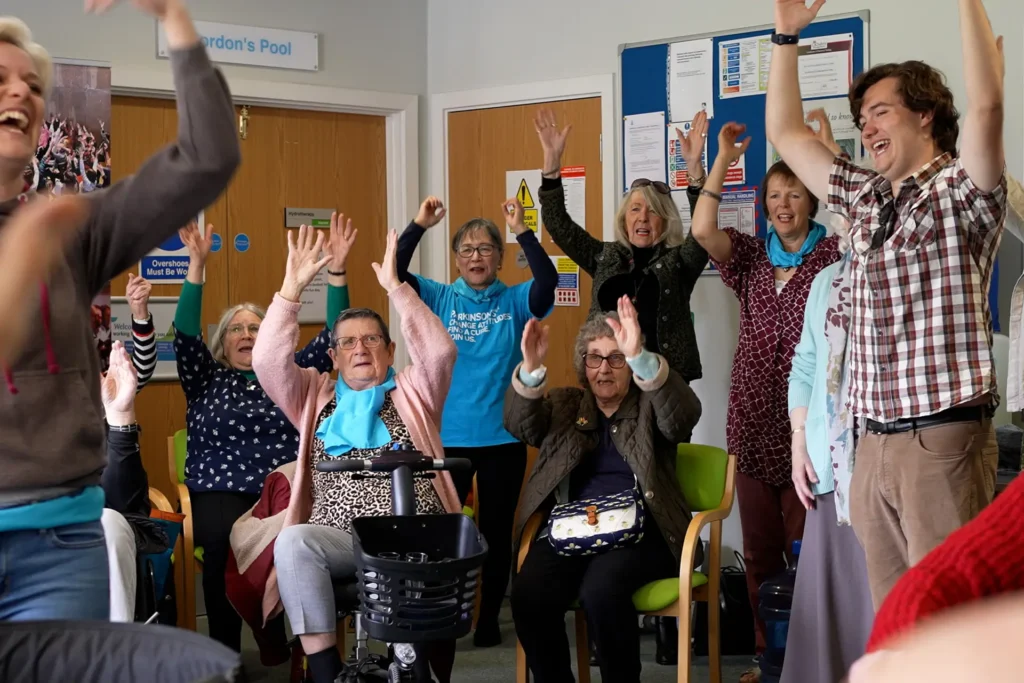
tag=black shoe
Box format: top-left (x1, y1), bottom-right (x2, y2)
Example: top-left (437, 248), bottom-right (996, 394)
top-left (473, 623), bottom-right (502, 648)
top-left (655, 617), bottom-right (678, 666)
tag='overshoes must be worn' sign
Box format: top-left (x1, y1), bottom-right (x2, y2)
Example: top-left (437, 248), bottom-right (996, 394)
top-left (157, 20), bottom-right (319, 72)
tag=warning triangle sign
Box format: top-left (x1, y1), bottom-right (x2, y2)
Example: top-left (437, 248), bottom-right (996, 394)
top-left (517, 179), bottom-right (536, 208)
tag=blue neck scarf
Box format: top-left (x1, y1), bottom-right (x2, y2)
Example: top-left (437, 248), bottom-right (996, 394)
top-left (452, 277), bottom-right (506, 303)
top-left (316, 367), bottom-right (397, 457)
top-left (766, 220), bottom-right (827, 268)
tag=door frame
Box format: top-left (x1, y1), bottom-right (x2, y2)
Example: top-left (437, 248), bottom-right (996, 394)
top-left (112, 69), bottom-right (418, 367)
top-left (425, 75), bottom-right (617, 284)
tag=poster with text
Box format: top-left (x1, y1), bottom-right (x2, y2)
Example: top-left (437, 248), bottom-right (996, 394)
top-left (767, 97), bottom-right (863, 167)
top-left (719, 187), bottom-right (758, 237)
top-left (719, 35), bottom-right (772, 99)
top-left (112, 296), bottom-right (179, 381)
top-left (624, 112), bottom-right (666, 188)
top-left (669, 38), bottom-right (714, 120)
top-left (668, 121), bottom-right (708, 190)
top-left (140, 212), bottom-right (205, 284)
top-left (560, 166), bottom-right (586, 228)
top-left (797, 34), bottom-right (854, 99)
top-left (505, 170), bottom-right (542, 243)
top-left (550, 255), bottom-right (580, 306)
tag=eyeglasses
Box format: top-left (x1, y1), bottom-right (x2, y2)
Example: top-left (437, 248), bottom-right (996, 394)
top-left (336, 334), bottom-right (385, 350)
top-left (582, 352), bottom-right (627, 369)
top-left (456, 244), bottom-right (496, 258)
top-left (226, 324), bottom-right (260, 337)
top-left (630, 178), bottom-right (671, 195)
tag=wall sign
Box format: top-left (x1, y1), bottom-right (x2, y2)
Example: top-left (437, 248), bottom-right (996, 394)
top-left (234, 233), bottom-right (251, 252)
top-left (285, 208), bottom-right (334, 228)
top-left (141, 211), bottom-right (204, 284)
top-left (157, 20), bottom-right (319, 72)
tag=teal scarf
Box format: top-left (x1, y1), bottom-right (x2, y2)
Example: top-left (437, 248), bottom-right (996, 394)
top-left (452, 276), bottom-right (506, 302)
top-left (766, 220), bottom-right (826, 268)
top-left (316, 367), bottom-right (397, 456)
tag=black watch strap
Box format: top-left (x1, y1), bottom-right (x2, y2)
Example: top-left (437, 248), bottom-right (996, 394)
top-left (771, 31), bottom-right (800, 45)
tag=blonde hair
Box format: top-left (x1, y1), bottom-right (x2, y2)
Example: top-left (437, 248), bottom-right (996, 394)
top-left (209, 303), bottom-right (266, 368)
top-left (614, 186), bottom-right (685, 249)
top-left (0, 18), bottom-right (53, 96)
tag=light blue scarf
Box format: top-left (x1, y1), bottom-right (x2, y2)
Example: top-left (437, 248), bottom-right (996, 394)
top-left (316, 367), bottom-right (397, 456)
top-left (766, 220), bottom-right (827, 268)
top-left (452, 276), bottom-right (506, 303)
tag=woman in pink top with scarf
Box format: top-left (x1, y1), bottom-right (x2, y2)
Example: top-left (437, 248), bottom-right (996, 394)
top-left (248, 226), bottom-right (462, 683)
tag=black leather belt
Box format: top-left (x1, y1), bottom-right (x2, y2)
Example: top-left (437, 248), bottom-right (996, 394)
top-left (864, 406), bottom-right (985, 435)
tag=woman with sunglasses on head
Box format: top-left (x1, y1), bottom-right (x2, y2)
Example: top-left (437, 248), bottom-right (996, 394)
top-left (395, 195), bottom-right (558, 647)
top-left (172, 216), bottom-right (356, 652)
top-left (690, 116), bottom-right (841, 683)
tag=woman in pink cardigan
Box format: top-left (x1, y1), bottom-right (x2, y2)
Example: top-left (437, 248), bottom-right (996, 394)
top-left (250, 225), bottom-right (462, 683)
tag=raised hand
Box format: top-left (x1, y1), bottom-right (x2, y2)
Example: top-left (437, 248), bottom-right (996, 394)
top-left (0, 196), bottom-right (89, 367)
top-left (326, 212), bottom-right (357, 273)
top-left (281, 225), bottom-right (330, 302)
top-left (372, 229), bottom-right (401, 294)
top-left (101, 340), bottom-right (138, 421)
top-left (414, 196), bottom-right (446, 229)
top-left (534, 109), bottom-right (572, 173)
top-left (520, 318), bottom-right (550, 374)
top-left (503, 197), bottom-right (528, 236)
top-left (179, 220), bottom-right (214, 264)
top-left (605, 295), bottom-right (643, 358)
top-left (125, 273), bottom-right (153, 320)
top-left (805, 108), bottom-right (841, 156)
top-left (775, 0), bottom-right (826, 35)
top-left (84, 0), bottom-right (181, 18)
top-left (675, 109), bottom-right (709, 170)
top-left (716, 123), bottom-right (752, 165)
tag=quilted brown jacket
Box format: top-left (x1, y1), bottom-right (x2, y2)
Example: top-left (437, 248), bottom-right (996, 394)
top-left (504, 354), bottom-right (702, 563)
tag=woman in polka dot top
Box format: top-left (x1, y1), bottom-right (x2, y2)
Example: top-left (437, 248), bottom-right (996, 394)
top-left (171, 216), bottom-right (356, 652)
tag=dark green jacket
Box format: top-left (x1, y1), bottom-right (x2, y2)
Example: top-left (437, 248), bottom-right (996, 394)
top-left (539, 181), bottom-right (708, 381)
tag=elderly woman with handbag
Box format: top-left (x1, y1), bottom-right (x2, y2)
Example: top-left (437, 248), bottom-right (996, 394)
top-left (505, 296), bottom-right (702, 683)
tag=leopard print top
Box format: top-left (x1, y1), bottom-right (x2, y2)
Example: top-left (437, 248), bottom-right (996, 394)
top-left (308, 394), bottom-right (446, 532)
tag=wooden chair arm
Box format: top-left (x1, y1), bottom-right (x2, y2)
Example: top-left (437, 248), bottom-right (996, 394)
top-left (177, 482), bottom-right (197, 562)
top-left (148, 486), bottom-right (174, 514)
top-left (678, 453), bottom-right (737, 598)
top-left (517, 512), bottom-right (545, 571)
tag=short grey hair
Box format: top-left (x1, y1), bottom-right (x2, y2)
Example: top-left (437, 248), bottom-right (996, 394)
top-left (451, 218), bottom-right (504, 259)
top-left (572, 312), bottom-right (646, 386)
top-left (209, 303), bottom-right (266, 368)
top-left (0, 17), bottom-right (52, 95)
top-left (613, 186), bottom-right (685, 249)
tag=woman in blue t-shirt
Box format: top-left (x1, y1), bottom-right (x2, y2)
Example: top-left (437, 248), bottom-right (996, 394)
top-left (397, 195), bottom-right (557, 646)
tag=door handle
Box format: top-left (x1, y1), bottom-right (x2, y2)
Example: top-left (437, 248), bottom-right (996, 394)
top-left (239, 106), bottom-right (250, 140)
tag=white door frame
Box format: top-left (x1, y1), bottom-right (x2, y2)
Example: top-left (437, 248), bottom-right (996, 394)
top-left (424, 75), bottom-right (617, 284)
top-left (111, 68), bottom-right (419, 368)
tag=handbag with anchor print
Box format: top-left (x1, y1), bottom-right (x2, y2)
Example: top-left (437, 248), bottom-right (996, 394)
top-left (547, 481), bottom-right (645, 557)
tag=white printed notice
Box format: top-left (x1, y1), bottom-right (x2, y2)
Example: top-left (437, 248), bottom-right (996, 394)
top-left (550, 255), bottom-right (580, 307)
top-left (797, 34), bottom-right (854, 99)
top-left (767, 97), bottom-right (863, 167)
top-left (724, 152), bottom-right (746, 186)
top-left (560, 166), bottom-right (586, 230)
top-left (111, 296), bottom-right (179, 380)
top-left (624, 112), bottom-right (666, 188)
top-left (505, 169), bottom-right (543, 243)
top-left (668, 121), bottom-right (708, 190)
top-left (140, 211), bottom-right (204, 284)
top-left (719, 187), bottom-right (758, 237)
top-left (719, 35), bottom-right (772, 99)
top-left (669, 38), bottom-right (714, 121)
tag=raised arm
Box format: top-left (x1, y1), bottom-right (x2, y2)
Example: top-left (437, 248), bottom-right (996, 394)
top-left (690, 123), bottom-right (752, 264)
top-left (504, 197), bottom-right (557, 317)
top-left (503, 319), bottom-right (554, 447)
top-left (126, 273), bottom-right (156, 391)
top-left (957, 0), bottom-right (1004, 191)
top-left (100, 342), bottom-right (150, 517)
top-left (79, 0), bottom-right (240, 295)
top-left (534, 109), bottom-right (603, 275)
top-left (172, 221), bottom-right (218, 401)
top-left (764, 0), bottom-right (834, 202)
top-left (674, 110), bottom-right (711, 281)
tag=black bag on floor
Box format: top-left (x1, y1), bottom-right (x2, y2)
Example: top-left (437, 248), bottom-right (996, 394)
top-left (693, 553), bottom-right (756, 657)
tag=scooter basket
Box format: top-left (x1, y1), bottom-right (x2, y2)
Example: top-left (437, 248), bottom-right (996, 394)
top-left (351, 513), bottom-right (488, 643)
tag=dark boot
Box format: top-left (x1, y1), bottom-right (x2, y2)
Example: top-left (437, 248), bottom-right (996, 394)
top-left (655, 617), bottom-right (679, 666)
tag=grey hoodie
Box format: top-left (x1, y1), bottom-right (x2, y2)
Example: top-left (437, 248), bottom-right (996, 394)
top-left (0, 44), bottom-right (240, 506)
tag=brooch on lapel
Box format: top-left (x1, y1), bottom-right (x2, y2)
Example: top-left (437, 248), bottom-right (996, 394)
top-left (576, 417), bottom-right (589, 427)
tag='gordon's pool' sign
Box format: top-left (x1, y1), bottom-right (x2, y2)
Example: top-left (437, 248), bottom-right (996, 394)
top-left (157, 20), bottom-right (319, 72)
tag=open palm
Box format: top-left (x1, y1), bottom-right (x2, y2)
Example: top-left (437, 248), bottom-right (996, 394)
top-left (327, 212), bottom-right (357, 271)
top-left (521, 319), bottom-right (550, 373)
top-left (534, 109), bottom-right (571, 167)
top-left (372, 229), bottom-right (401, 293)
top-left (606, 296), bottom-right (643, 358)
top-left (775, 0), bottom-right (826, 34)
top-left (286, 225), bottom-right (330, 291)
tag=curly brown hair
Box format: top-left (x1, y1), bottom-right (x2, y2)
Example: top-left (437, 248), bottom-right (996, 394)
top-left (849, 61), bottom-right (960, 156)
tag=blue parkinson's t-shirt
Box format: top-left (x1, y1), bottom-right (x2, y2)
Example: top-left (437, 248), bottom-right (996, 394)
top-left (414, 275), bottom-right (542, 447)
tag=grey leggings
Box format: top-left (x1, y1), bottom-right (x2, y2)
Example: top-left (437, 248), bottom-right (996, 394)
top-left (274, 524), bottom-right (358, 635)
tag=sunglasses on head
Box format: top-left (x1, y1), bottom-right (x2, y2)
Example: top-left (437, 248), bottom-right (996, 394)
top-left (630, 178), bottom-right (671, 195)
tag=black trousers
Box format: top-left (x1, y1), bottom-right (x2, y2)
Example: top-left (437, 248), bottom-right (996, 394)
top-left (447, 442), bottom-right (527, 631)
top-left (190, 490), bottom-right (259, 652)
top-left (511, 527), bottom-right (677, 683)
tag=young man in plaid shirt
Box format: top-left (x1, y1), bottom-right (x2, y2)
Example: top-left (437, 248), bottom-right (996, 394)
top-left (766, 0), bottom-right (1006, 608)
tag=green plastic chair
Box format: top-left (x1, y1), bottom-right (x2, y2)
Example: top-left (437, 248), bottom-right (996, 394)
top-left (514, 444), bottom-right (736, 683)
top-left (168, 428), bottom-right (204, 632)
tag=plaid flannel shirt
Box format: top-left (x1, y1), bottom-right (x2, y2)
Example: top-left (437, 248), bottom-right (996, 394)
top-left (827, 153), bottom-right (1006, 422)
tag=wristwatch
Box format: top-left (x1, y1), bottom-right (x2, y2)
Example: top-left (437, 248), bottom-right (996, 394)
top-left (771, 31), bottom-right (800, 45)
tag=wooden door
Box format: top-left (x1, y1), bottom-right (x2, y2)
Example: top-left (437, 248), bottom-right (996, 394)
top-left (110, 97), bottom-right (388, 503)
top-left (447, 97), bottom-right (603, 390)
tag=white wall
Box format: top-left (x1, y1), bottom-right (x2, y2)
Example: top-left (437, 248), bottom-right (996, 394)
top-left (9, 0), bottom-right (428, 94)
top-left (428, 0), bottom-right (1024, 564)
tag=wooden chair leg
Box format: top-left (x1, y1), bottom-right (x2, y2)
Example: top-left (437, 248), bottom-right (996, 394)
top-left (335, 615), bottom-right (348, 660)
top-left (708, 590), bottom-right (722, 683)
top-left (515, 637), bottom-right (529, 683)
top-left (183, 560), bottom-right (198, 632)
top-left (574, 609), bottom-right (591, 683)
top-left (678, 600), bottom-right (694, 683)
